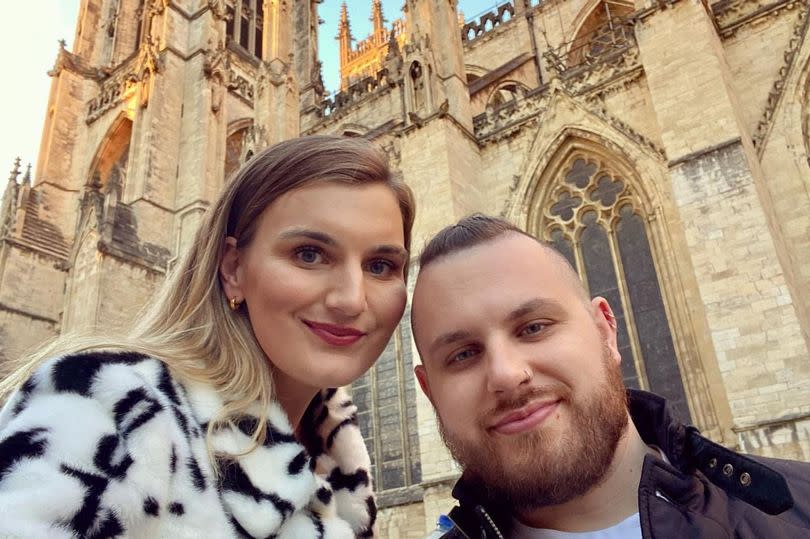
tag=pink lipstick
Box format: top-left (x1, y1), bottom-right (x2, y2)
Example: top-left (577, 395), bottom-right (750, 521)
top-left (303, 320), bottom-right (366, 346)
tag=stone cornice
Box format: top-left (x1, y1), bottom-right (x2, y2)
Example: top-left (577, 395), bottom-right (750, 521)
top-left (713, 0), bottom-right (803, 38)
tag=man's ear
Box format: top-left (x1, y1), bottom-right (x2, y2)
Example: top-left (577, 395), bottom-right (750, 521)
top-left (591, 296), bottom-right (621, 366)
top-left (414, 364), bottom-right (434, 404)
top-left (219, 236), bottom-right (244, 301)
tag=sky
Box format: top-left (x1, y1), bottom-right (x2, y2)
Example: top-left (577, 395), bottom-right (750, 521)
top-left (0, 0), bottom-right (499, 181)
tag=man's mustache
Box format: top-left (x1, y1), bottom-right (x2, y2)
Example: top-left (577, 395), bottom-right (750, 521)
top-left (481, 383), bottom-right (572, 425)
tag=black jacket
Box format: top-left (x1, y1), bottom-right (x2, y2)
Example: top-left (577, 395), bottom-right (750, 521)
top-left (440, 389), bottom-right (810, 538)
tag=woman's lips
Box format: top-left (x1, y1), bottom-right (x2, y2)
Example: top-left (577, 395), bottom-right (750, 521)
top-left (303, 320), bottom-right (366, 346)
top-left (490, 399), bottom-right (561, 435)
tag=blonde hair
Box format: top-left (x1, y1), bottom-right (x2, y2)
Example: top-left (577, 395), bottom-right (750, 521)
top-left (1, 135), bottom-right (415, 457)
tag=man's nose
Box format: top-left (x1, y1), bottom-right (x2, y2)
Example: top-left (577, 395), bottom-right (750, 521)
top-left (324, 264), bottom-right (367, 318)
top-left (485, 337), bottom-right (531, 394)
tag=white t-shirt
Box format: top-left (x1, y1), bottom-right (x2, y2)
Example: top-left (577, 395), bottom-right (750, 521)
top-left (510, 512), bottom-right (641, 539)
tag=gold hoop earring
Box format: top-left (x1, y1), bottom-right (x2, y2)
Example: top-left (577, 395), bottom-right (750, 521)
top-left (229, 297), bottom-right (242, 311)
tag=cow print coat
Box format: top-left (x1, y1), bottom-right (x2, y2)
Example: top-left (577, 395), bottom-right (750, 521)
top-left (0, 351), bottom-right (377, 538)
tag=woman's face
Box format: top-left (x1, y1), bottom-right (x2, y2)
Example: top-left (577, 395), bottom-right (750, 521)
top-left (221, 180), bottom-right (408, 396)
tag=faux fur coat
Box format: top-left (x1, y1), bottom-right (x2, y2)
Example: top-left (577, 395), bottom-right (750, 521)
top-left (0, 351), bottom-right (377, 538)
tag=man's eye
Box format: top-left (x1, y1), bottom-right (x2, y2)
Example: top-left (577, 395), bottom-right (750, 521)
top-left (448, 348), bottom-right (478, 364)
top-left (519, 322), bottom-right (545, 337)
top-left (295, 246), bottom-right (323, 264)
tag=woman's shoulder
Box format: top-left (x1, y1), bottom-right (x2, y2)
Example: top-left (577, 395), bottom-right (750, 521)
top-left (1, 350), bottom-right (179, 423)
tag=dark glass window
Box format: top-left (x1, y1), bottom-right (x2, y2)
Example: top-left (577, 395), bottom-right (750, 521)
top-left (351, 316), bottom-right (422, 494)
top-left (617, 206), bottom-right (690, 420)
top-left (544, 155), bottom-right (690, 421)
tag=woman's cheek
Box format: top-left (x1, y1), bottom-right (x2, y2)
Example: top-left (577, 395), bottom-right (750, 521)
top-left (384, 282), bottom-right (408, 327)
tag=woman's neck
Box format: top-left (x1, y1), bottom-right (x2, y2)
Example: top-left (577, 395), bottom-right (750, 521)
top-left (272, 370), bottom-right (319, 432)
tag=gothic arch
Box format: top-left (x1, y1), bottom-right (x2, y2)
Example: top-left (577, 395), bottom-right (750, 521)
top-left (405, 56), bottom-right (433, 115)
top-left (485, 80), bottom-right (530, 109)
top-left (465, 64), bottom-right (488, 85)
top-left (566, 0), bottom-right (634, 65)
top-left (88, 112), bottom-right (133, 189)
top-left (522, 129), bottom-right (727, 435)
top-left (568, 0), bottom-right (634, 43)
top-left (224, 118), bottom-right (253, 180)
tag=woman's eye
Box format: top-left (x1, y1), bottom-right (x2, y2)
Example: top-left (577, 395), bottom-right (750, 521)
top-left (367, 259), bottom-right (397, 277)
top-left (519, 322), bottom-right (545, 337)
top-left (295, 247), bottom-right (323, 265)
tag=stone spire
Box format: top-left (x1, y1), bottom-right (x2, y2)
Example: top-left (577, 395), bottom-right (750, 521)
top-left (2, 158), bottom-right (22, 236)
top-left (7, 157), bottom-right (21, 184)
top-left (22, 163), bottom-right (31, 186)
top-left (371, 0), bottom-right (386, 43)
top-left (338, 2), bottom-right (352, 66)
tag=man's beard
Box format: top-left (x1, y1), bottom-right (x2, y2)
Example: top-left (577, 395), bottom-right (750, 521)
top-left (437, 345), bottom-right (628, 510)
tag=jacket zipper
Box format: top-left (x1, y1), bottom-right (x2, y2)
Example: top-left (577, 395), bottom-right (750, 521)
top-left (475, 505), bottom-right (505, 539)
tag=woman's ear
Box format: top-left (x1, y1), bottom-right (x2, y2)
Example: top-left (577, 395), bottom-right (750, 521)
top-left (219, 236), bottom-right (244, 301)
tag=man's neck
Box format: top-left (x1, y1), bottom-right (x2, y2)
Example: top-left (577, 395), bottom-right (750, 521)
top-left (514, 413), bottom-right (656, 532)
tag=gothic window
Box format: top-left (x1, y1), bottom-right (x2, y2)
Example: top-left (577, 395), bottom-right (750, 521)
top-left (225, 0), bottom-right (264, 59)
top-left (351, 317), bottom-right (422, 497)
top-left (544, 155), bottom-right (691, 421)
top-left (410, 61), bottom-right (426, 113)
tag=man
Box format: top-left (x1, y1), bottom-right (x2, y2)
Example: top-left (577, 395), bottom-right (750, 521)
top-left (411, 214), bottom-right (810, 538)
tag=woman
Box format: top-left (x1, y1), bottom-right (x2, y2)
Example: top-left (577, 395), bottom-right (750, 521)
top-left (0, 135), bottom-right (414, 538)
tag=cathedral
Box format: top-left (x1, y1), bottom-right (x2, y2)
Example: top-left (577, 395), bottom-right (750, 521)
top-left (2, 0), bottom-right (810, 535)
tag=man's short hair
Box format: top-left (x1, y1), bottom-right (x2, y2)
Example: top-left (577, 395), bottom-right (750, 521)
top-left (418, 214), bottom-right (540, 268)
top-left (416, 213), bottom-right (588, 304)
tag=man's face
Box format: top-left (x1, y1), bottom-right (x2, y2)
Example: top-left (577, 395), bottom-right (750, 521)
top-left (411, 233), bottom-right (629, 508)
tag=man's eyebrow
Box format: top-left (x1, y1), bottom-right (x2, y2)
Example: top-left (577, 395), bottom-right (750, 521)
top-left (429, 330), bottom-right (474, 356)
top-left (505, 298), bottom-right (563, 322)
top-left (278, 228), bottom-right (336, 245)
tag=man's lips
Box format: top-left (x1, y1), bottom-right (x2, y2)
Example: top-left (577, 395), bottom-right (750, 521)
top-left (303, 320), bottom-right (366, 346)
top-left (489, 399), bottom-right (561, 435)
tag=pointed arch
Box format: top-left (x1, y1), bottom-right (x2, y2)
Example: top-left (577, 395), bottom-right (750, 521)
top-left (566, 0), bottom-right (634, 67)
top-left (528, 132), bottom-right (690, 421)
top-left (568, 0), bottom-right (634, 42)
top-left (88, 112), bottom-right (133, 189)
top-left (405, 56), bottom-right (433, 115)
top-left (486, 80), bottom-right (530, 109)
top-left (224, 118), bottom-right (253, 180)
top-left (465, 64), bottom-right (489, 85)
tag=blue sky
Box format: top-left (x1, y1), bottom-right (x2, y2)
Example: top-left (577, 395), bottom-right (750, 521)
top-left (319, 0), bottom-right (500, 89)
top-left (0, 1), bottom-right (499, 179)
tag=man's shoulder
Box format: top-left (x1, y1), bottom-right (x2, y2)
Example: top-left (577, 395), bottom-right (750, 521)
top-left (754, 454), bottom-right (810, 507)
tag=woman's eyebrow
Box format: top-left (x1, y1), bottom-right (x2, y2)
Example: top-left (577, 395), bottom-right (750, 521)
top-left (370, 245), bottom-right (409, 258)
top-left (278, 228), bottom-right (337, 245)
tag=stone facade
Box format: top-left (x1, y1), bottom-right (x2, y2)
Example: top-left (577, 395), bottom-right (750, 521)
top-left (2, 0), bottom-right (810, 535)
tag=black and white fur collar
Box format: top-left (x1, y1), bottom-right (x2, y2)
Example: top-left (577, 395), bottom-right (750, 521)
top-left (0, 351), bottom-right (376, 538)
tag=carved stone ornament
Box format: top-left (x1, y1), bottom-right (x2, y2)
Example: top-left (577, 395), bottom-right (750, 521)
top-left (48, 40), bottom-right (107, 80)
top-left (148, 0), bottom-right (169, 15)
top-left (203, 41), bottom-right (230, 81)
top-left (208, 0), bottom-right (228, 20)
